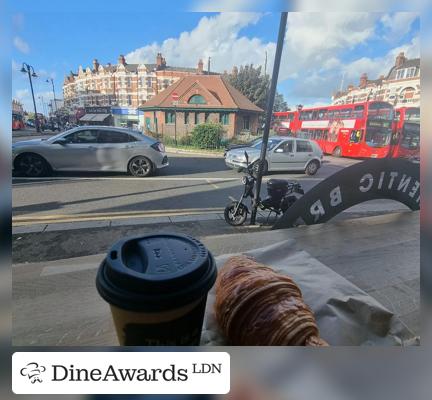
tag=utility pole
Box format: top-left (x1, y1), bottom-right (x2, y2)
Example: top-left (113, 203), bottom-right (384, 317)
top-left (339, 71), bottom-right (346, 92)
top-left (250, 12), bottom-right (287, 225)
top-left (20, 62), bottom-right (40, 132)
top-left (264, 50), bottom-right (268, 76)
top-left (208, 57), bottom-right (211, 74)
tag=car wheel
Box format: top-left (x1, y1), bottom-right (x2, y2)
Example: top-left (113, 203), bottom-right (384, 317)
top-left (252, 160), bottom-right (268, 177)
top-left (305, 160), bottom-right (319, 176)
top-left (14, 153), bottom-right (50, 177)
top-left (128, 156), bottom-right (153, 177)
top-left (332, 146), bottom-right (342, 157)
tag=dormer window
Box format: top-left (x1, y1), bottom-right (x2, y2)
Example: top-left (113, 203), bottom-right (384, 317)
top-left (188, 94), bottom-right (206, 104)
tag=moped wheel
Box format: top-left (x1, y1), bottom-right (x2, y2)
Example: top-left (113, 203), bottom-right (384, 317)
top-left (224, 202), bottom-right (248, 226)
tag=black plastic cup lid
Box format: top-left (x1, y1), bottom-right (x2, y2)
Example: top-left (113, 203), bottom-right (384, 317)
top-left (96, 233), bottom-right (217, 312)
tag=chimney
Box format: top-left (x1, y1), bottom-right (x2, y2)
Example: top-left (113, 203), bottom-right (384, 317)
top-left (232, 66), bottom-right (238, 76)
top-left (156, 53), bottom-right (163, 68)
top-left (395, 52), bottom-right (406, 68)
top-left (161, 57), bottom-right (166, 67)
top-left (118, 55), bottom-right (126, 65)
top-left (359, 73), bottom-right (368, 88)
top-left (197, 59), bottom-right (204, 74)
top-left (93, 59), bottom-right (99, 71)
top-left (347, 84), bottom-right (354, 91)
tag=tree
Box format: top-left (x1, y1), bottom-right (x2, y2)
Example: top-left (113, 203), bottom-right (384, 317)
top-left (273, 92), bottom-right (289, 112)
top-left (224, 64), bottom-right (289, 113)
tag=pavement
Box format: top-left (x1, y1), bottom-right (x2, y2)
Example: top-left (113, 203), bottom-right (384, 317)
top-left (12, 212), bottom-right (420, 346)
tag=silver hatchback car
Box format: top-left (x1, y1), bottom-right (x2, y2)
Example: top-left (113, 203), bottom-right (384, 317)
top-left (225, 136), bottom-right (323, 175)
top-left (12, 126), bottom-right (169, 177)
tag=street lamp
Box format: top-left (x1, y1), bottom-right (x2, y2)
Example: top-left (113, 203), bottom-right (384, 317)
top-left (21, 62), bottom-right (40, 132)
top-left (46, 78), bottom-right (57, 114)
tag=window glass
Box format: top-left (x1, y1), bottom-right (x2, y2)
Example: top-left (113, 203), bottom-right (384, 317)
top-left (184, 112), bottom-right (189, 124)
top-left (318, 109), bottom-right (327, 119)
top-left (220, 113), bottom-right (229, 125)
top-left (349, 129), bottom-right (362, 143)
top-left (65, 129), bottom-right (98, 144)
top-left (188, 95), bottom-right (206, 104)
top-left (396, 69), bottom-right (405, 80)
top-left (401, 124), bottom-right (419, 149)
top-left (98, 130), bottom-right (135, 143)
top-left (165, 111), bottom-right (175, 124)
top-left (296, 140), bottom-right (313, 152)
top-left (194, 113), bottom-right (199, 124)
top-left (276, 140), bottom-right (293, 153)
top-left (243, 116), bottom-right (250, 130)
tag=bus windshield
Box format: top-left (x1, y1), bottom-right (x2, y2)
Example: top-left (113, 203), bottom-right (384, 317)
top-left (401, 123), bottom-right (420, 150)
top-left (365, 120), bottom-right (392, 147)
top-left (405, 108), bottom-right (420, 122)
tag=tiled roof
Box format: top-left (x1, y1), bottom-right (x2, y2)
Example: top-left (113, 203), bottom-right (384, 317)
top-left (140, 74), bottom-right (263, 112)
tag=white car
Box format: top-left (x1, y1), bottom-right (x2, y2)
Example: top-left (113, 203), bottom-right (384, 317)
top-left (225, 136), bottom-right (323, 175)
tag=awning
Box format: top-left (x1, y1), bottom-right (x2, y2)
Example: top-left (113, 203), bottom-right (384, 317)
top-left (79, 114), bottom-right (95, 121)
top-left (91, 113), bottom-right (110, 122)
top-left (79, 113), bottom-right (110, 122)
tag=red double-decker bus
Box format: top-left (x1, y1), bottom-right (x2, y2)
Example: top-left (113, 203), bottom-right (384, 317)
top-left (272, 111), bottom-right (297, 135)
top-left (12, 112), bottom-right (25, 130)
top-left (390, 107), bottom-right (420, 160)
top-left (273, 101), bottom-right (394, 158)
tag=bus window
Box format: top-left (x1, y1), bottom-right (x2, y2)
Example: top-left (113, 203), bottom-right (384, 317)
top-left (340, 108), bottom-right (351, 119)
top-left (318, 109), bottom-right (327, 119)
top-left (312, 111), bottom-right (318, 120)
top-left (353, 105), bottom-right (364, 118)
top-left (367, 102), bottom-right (393, 120)
top-left (333, 110), bottom-right (340, 118)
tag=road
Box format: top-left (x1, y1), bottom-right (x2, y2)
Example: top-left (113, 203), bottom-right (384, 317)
top-left (12, 150), bottom-right (361, 223)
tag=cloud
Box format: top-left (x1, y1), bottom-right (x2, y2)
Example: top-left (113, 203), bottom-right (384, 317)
top-left (126, 13), bottom-right (274, 73)
top-left (380, 12), bottom-right (418, 41)
top-left (343, 35), bottom-right (420, 84)
top-left (13, 36), bottom-right (30, 53)
top-left (15, 89), bottom-right (29, 100)
top-left (279, 13), bottom-right (378, 80)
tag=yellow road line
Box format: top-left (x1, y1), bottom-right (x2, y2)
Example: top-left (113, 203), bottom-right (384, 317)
top-left (12, 208), bottom-right (224, 226)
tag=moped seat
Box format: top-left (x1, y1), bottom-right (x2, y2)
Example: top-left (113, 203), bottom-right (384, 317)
top-left (267, 179), bottom-right (289, 189)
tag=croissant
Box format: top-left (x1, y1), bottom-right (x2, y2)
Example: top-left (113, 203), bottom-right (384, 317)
top-left (215, 255), bottom-right (328, 346)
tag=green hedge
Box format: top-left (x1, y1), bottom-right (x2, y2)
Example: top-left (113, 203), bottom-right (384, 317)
top-left (191, 123), bottom-right (224, 149)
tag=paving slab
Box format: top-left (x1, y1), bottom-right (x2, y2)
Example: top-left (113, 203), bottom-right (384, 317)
top-left (12, 212), bottom-right (419, 346)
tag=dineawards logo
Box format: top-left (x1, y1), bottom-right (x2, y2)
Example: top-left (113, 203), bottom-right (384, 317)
top-left (20, 362), bottom-right (47, 384)
top-left (13, 352), bottom-right (230, 394)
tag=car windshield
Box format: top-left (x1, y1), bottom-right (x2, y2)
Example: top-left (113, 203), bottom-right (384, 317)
top-left (251, 138), bottom-right (282, 151)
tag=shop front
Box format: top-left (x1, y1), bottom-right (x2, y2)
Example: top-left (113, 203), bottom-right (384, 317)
top-left (112, 107), bottom-right (142, 130)
top-left (78, 106), bottom-right (112, 126)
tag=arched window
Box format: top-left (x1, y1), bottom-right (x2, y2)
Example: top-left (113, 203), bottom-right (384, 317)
top-left (188, 94), bottom-right (206, 104)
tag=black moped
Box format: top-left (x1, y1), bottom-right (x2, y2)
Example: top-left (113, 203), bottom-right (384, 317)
top-left (224, 152), bottom-right (305, 226)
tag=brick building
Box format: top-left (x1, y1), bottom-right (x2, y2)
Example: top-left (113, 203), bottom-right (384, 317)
top-left (140, 75), bottom-right (264, 139)
top-left (332, 52), bottom-right (420, 107)
top-left (63, 53), bottom-right (213, 127)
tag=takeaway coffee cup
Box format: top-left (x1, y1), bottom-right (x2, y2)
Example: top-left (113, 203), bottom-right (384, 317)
top-left (96, 233), bottom-right (217, 346)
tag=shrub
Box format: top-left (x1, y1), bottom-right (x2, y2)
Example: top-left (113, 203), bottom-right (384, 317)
top-left (191, 123), bottom-right (224, 149)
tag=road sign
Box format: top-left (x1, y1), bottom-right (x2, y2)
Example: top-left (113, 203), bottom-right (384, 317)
top-left (172, 92), bottom-right (179, 101)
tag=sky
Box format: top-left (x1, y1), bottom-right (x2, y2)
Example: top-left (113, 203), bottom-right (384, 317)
top-left (11, 2), bottom-right (420, 113)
